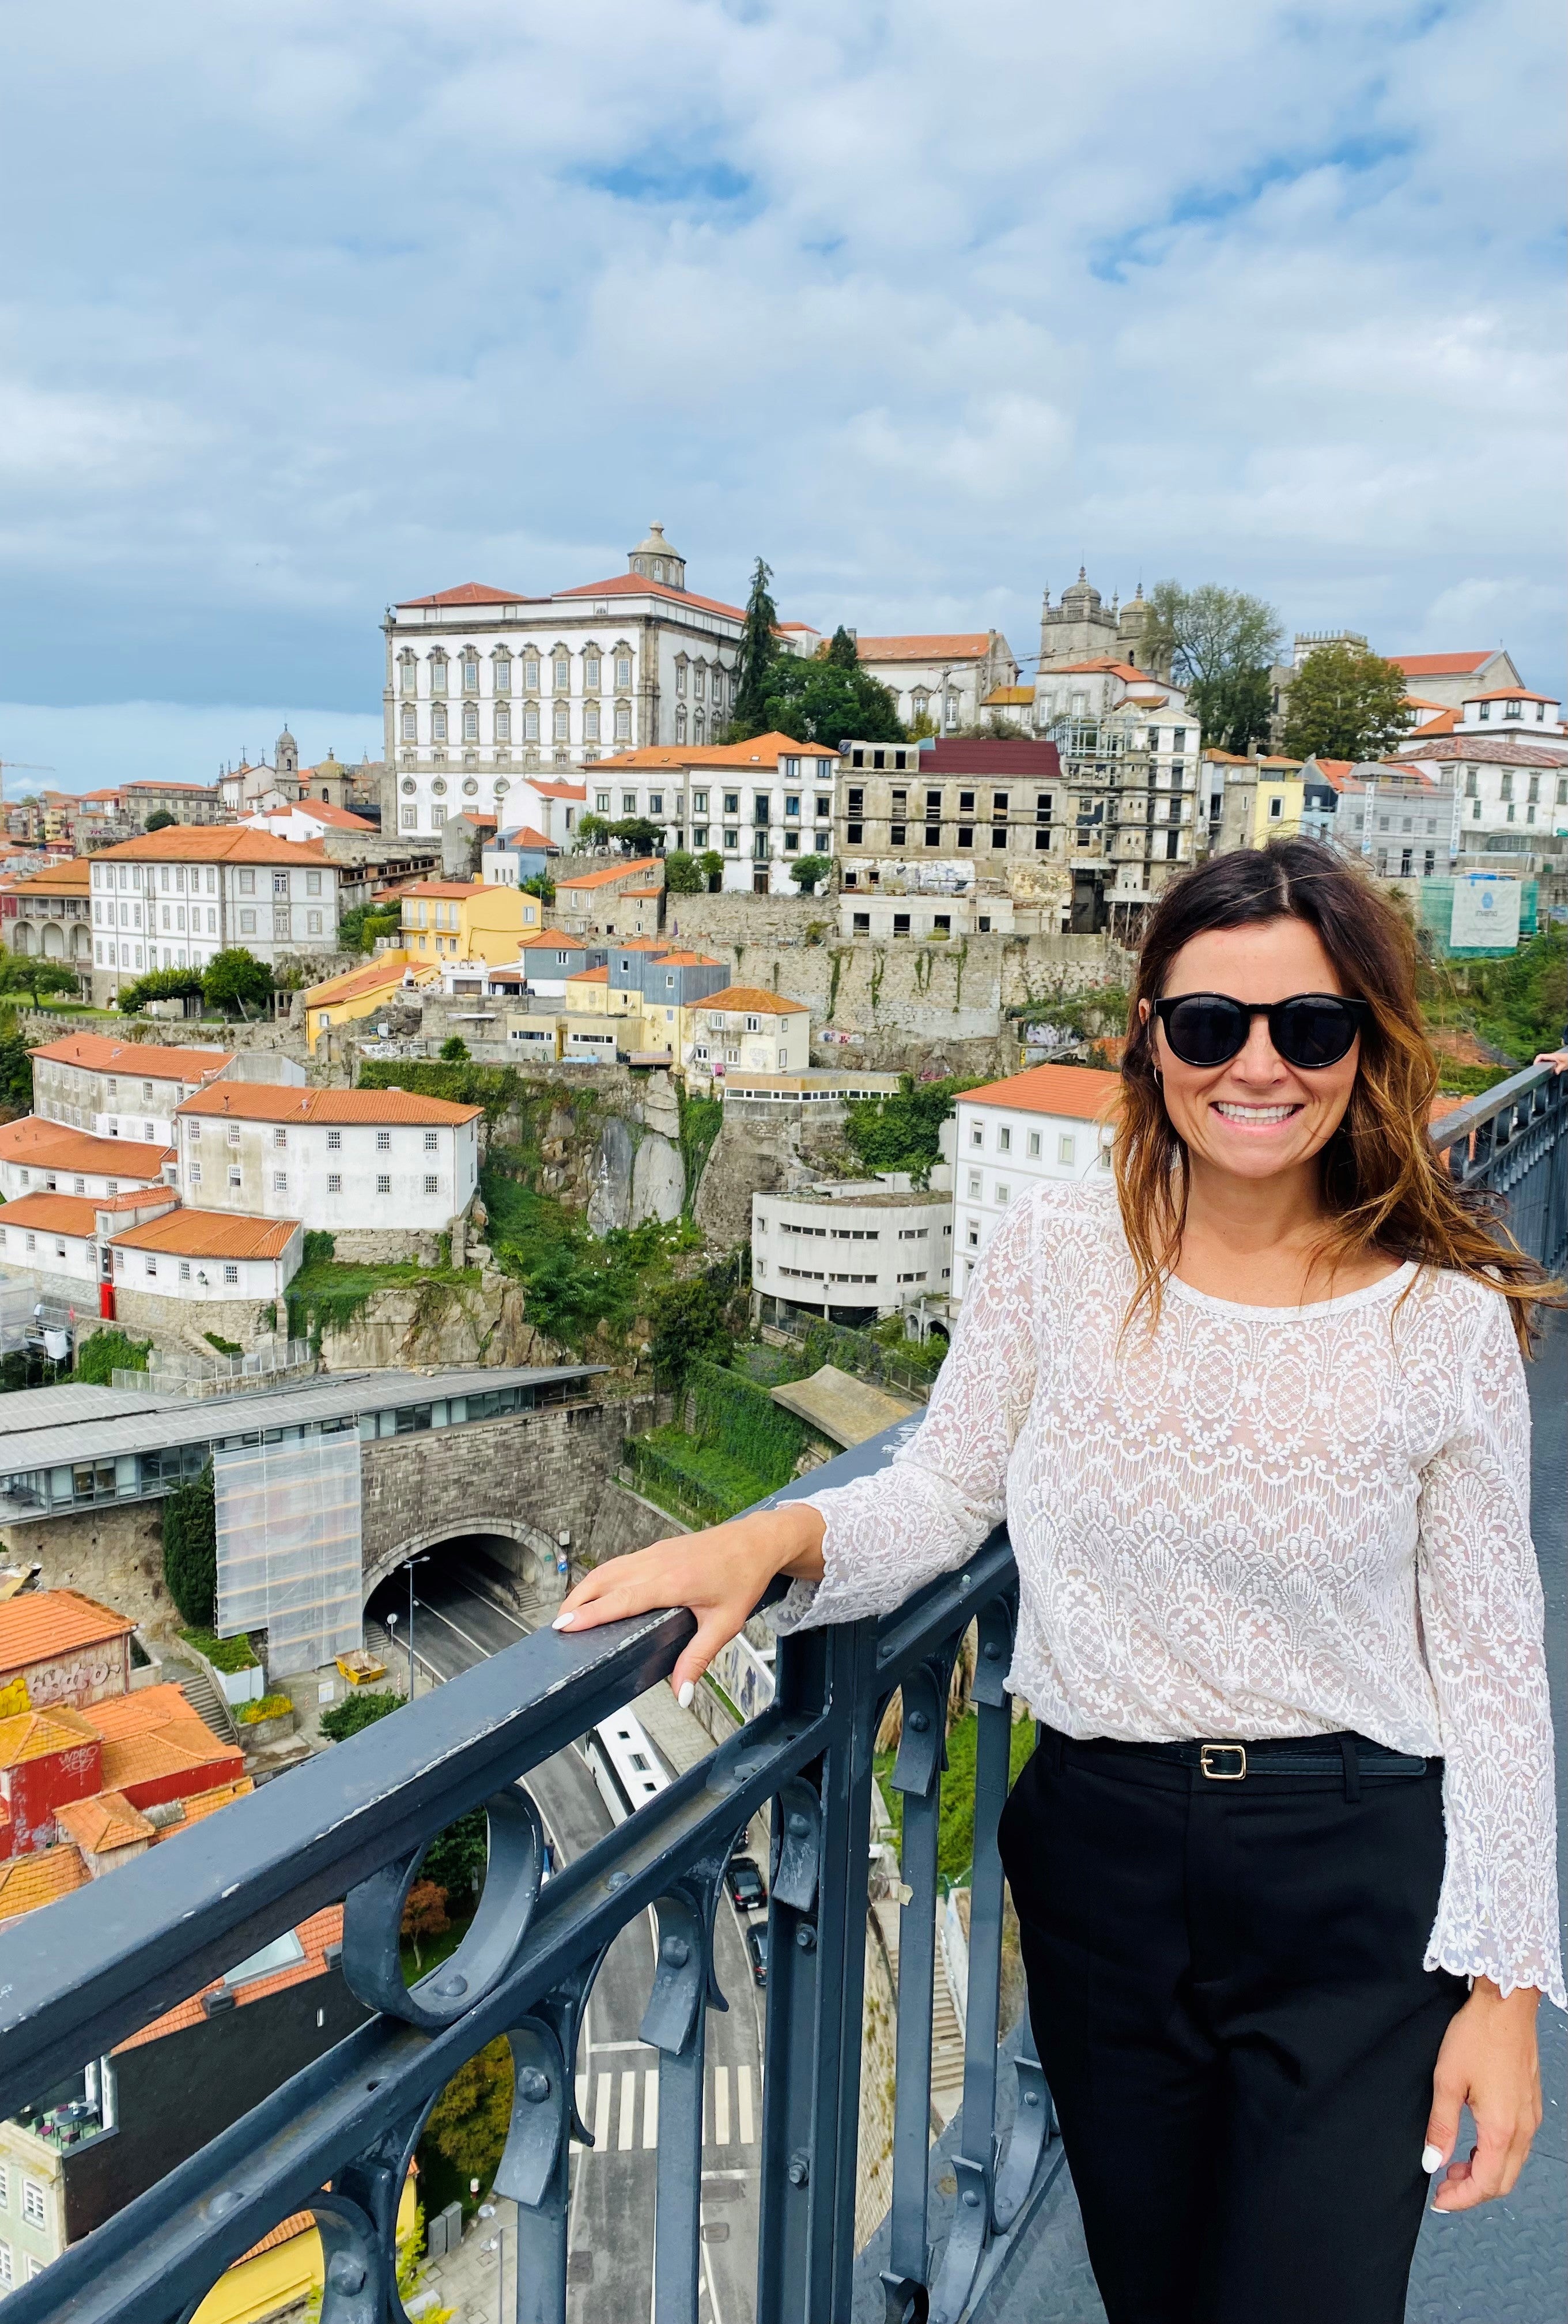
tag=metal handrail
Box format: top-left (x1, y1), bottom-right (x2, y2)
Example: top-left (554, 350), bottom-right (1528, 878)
top-left (1427, 1058), bottom-right (1562, 1151)
top-left (0, 1432), bottom-right (1052, 2324)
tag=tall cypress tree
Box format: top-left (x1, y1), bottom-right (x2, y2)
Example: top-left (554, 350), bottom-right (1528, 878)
top-left (729, 557), bottom-right (779, 737)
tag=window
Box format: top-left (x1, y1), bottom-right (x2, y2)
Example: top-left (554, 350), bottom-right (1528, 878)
top-left (376, 1129), bottom-right (391, 1151)
top-left (614, 704), bottom-right (632, 741)
top-left (224, 1263), bottom-right (239, 1285)
top-left (967, 1170), bottom-right (981, 1197)
top-left (327, 1172), bottom-right (342, 1193)
top-left (494, 652), bottom-right (512, 692)
top-left (997, 1126), bottom-right (1011, 1153)
top-left (376, 1173), bottom-right (391, 1195)
top-left (1027, 1130), bottom-right (1041, 1157)
top-left (273, 1171), bottom-right (288, 1193)
top-left (20, 2184), bottom-right (44, 2232)
top-left (1057, 1134), bottom-right (1076, 1166)
top-left (462, 655), bottom-right (479, 694)
top-left (424, 1174), bottom-right (440, 1194)
top-left (422, 1130), bottom-right (438, 1150)
top-left (890, 824), bottom-right (906, 847)
top-left (326, 1129), bottom-right (342, 1152)
top-left (463, 707), bottom-right (479, 742)
top-left (615, 654), bottom-right (632, 687)
top-left (995, 1183), bottom-right (1010, 1205)
top-left (239, 870), bottom-right (255, 895)
top-left (239, 909), bottom-right (256, 934)
top-left (553, 654), bottom-right (570, 691)
top-left (1268, 796), bottom-right (1283, 821)
top-left (432, 705), bottom-right (448, 742)
top-left (0, 2244), bottom-right (10, 2286)
top-left (401, 708), bottom-right (416, 741)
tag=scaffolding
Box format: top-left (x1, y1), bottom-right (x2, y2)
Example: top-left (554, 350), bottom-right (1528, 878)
top-left (214, 1432), bottom-right (364, 1677)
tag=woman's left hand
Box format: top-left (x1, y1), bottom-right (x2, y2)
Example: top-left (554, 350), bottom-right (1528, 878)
top-left (1423, 1979), bottom-right (1543, 2210)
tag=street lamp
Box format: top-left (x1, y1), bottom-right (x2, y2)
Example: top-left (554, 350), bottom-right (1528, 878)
top-left (404, 1553), bottom-right (430, 1696)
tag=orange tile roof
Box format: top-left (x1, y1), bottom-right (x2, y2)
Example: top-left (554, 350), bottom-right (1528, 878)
top-left (120, 779), bottom-right (219, 795)
top-left (1201, 748), bottom-right (1252, 764)
top-left (0, 1589), bottom-right (135, 1673)
top-left (594, 732), bottom-right (836, 772)
top-left (169, 1775), bottom-right (255, 1827)
top-left (1389, 651), bottom-right (1493, 676)
top-left (492, 824), bottom-right (552, 848)
top-left (55, 1790), bottom-right (157, 1854)
top-left (554, 571), bottom-right (746, 620)
top-left (400, 880), bottom-right (490, 899)
top-left (12, 860), bottom-right (91, 895)
top-left (95, 1186), bottom-right (179, 1215)
top-left (619, 885), bottom-right (664, 898)
top-left (650, 950), bottom-right (721, 966)
top-left (700, 986), bottom-right (809, 1016)
top-left (522, 778), bottom-right (587, 801)
top-left (236, 2212), bottom-right (318, 2264)
top-left (94, 829), bottom-right (331, 867)
top-left (117, 1904), bottom-right (347, 2050)
top-left (1464, 686), bottom-right (1558, 704)
top-left (508, 929), bottom-right (596, 952)
top-left (396, 581), bottom-right (541, 607)
top-left (255, 801), bottom-right (376, 831)
top-left (609, 935), bottom-right (671, 952)
top-left (0, 1843), bottom-right (87, 1922)
top-left (961, 1062), bottom-right (1121, 1122)
top-left (303, 956), bottom-right (430, 1007)
top-left (569, 966), bottom-right (610, 984)
top-left (0, 1118), bottom-right (172, 1180)
top-left (1255, 756), bottom-right (1304, 770)
top-left (1400, 693), bottom-right (1452, 712)
top-left (556, 856), bottom-right (661, 891)
top-left (0, 1189), bottom-right (101, 1239)
top-left (109, 1207), bottom-right (299, 1262)
top-left (178, 1084), bottom-right (482, 1126)
top-left (983, 686), bottom-right (1038, 705)
top-left (1305, 759), bottom-right (1356, 778)
top-left (27, 1033), bottom-right (234, 1081)
top-left (84, 1683), bottom-right (210, 1741)
top-left (1409, 712), bottom-right (1459, 737)
top-left (855, 633), bottom-right (994, 662)
top-left (1044, 657), bottom-right (1161, 684)
top-left (0, 1704), bottom-right (101, 1770)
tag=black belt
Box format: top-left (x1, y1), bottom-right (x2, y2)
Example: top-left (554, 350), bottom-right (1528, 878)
top-left (1057, 1729), bottom-right (1435, 1799)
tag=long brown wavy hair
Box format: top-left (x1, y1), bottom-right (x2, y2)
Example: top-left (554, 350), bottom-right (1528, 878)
top-left (1113, 837), bottom-right (1556, 1350)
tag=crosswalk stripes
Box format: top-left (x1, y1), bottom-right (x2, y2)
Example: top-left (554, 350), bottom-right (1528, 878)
top-left (570, 2065), bottom-right (759, 2156)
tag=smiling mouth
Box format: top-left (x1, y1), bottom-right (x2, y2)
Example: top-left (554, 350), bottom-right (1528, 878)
top-left (1211, 1101), bottom-right (1302, 1125)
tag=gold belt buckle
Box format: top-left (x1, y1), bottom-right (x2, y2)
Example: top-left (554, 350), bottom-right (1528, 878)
top-left (1199, 1743), bottom-right (1247, 1781)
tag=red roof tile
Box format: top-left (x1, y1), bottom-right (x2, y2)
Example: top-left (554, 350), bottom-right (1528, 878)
top-left (0, 1189), bottom-right (102, 1239)
top-left (93, 829), bottom-right (331, 867)
top-left (556, 857), bottom-right (661, 891)
top-left (0, 1589), bottom-right (135, 1675)
top-left (0, 1119), bottom-right (172, 1181)
top-left (699, 986), bottom-right (809, 1016)
top-left (108, 1208), bottom-right (300, 1263)
top-left (554, 572), bottom-right (746, 620)
top-left (1389, 652), bottom-right (1494, 677)
top-left (28, 1033), bottom-right (233, 1081)
top-left (961, 1062), bottom-right (1120, 1122)
top-left (855, 633), bottom-right (995, 662)
top-left (396, 582), bottom-right (541, 608)
top-left (178, 1084), bottom-right (481, 1126)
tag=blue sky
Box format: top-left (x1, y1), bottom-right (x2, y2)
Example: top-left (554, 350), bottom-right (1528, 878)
top-left (2, 0), bottom-right (1563, 792)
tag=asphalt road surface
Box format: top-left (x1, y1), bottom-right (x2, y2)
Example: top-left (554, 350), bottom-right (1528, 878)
top-left (375, 1548), bottom-right (766, 2324)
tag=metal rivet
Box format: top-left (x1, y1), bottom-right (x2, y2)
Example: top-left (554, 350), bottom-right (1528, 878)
top-left (661, 1935), bottom-right (690, 1967)
top-left (434, 1974), bottom-right (467, 1997)
top-left (787, 2152), bottom-right (810, 2187)
top-left (607, 1870), bottom-right (630, 1890)
top-left (964, 2188), bottom-right (981, 2206)
top-left (1024, 2089), bottom-right (1040, 2106)
top-left (909, 1711), bottom-right (930, 1733)
top-left (209, 2190), bottom-right (241, 2217)
top-left (788, 1812), bottom-right (810, 1836)
top-left (328, 2254), bottom-right (367, 2293)
top-left (519, 2067), bottom-right (551, 2104)
top-left (795, 1925), bottom-right (817, 1952)
top-left (984, 1640), bottom-right (1001, 1659)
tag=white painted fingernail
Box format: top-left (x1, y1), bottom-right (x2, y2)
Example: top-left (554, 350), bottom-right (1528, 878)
top-left (1422, 2144), bottom-right (1444, 2174)
top-left (551, 1612), bottom-right (576, 1631)
top-left (677, 1680), bottom-right (695, 1710)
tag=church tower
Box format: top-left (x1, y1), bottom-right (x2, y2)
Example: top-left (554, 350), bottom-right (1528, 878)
top-left (1038, 569), bottom-right (1119, 670)
top-left (628, 523), bottom-right (686, 591)
top-left (275, 725), bottom-right (300, 776)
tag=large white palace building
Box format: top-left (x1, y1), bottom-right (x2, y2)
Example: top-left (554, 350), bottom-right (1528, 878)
top-left (381, 525), bottom-right (747, 840)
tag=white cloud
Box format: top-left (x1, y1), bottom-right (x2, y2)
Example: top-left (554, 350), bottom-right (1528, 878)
top-left (0, 0), bottom-right (1561, 711)
top-left (0, 703), bottom-right (384, 798)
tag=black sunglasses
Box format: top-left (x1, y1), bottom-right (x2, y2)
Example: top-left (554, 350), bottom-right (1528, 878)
top-left (1152, 991), bottom-right (1371, 1071)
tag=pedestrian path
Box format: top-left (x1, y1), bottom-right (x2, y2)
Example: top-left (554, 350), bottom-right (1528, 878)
top-left (570, 2062), bottom-right (760, 2153)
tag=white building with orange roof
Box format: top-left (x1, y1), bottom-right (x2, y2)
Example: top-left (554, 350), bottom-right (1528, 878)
top-left (584, 734), bottom-right (840, 893)
top-left (689, 985), bottom-right (811, 1078)
top-left (172, 1082), bottom-right (481, 1236)
top-left (0, 857), bottom-right (93, 976)
top-left (1386, 648), bottom-right (1522, 712)
top-left (951, 1063), bottom-right (1118, 1301)
top-left (550, 854), bottom-right (666, 934)
top-left (0, 1117), bottom-right (173, 1202)
top-left (86, 825), bottom-right (343, 1001)
top-left (28, 1033), bottom-right (234, 1142)
top-left (851, 632), bottom-right (1019, 733)
top-left (381, 524), bottom-right (755, 837)
top-left (239, 799), bottom-right (379, 843)
top-left (0, 1183), bottom-right (303, 1311)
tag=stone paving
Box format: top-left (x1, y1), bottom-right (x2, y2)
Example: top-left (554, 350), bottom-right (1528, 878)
top-left (409, 2196), bottom-right (518, 2323)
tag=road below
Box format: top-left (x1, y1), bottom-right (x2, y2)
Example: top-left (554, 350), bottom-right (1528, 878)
top-left (374, 1548), bottom-right (766, 2323)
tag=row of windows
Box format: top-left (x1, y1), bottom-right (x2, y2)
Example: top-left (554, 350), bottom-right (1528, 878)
top-left (0, 2165), bottom-right (47, 2228)
top-left (1472, 698), bottom-right (1551, 722)
top-left (402, 702), bottom-right (635, 745)
top-left (845, 823), bottom-right (1058, 852)
top-left (91, 865), bottom-right (326, 896)
top-left (187, 1125), bottom-right (444, 1153)
top-left (399, 648), bottom-right (636, 695)
top-left (1463, 769), bottom-right (1567, 803)
top-left (968, 1120), bottom-right (1082, 1163)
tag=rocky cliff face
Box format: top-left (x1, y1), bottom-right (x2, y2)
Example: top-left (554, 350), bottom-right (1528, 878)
top-left (316, 1273), bottom-right (551, 1371)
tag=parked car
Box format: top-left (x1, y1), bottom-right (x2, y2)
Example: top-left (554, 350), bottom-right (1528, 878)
top-left (745, 1923), bottom-right (768, 1988)
top-left (726, 1854), bottom-right (767, 1912)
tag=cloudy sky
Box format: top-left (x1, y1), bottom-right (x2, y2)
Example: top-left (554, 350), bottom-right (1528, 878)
top-left (3, 0), bottom-right (1562, 792)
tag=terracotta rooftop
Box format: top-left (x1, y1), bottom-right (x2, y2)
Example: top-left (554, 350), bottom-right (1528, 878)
top-left (251, 801), bottom-right (377, 831)
top-left (169, 1776), bottom-right (255, 1828)
top-left (0, 1843), bottom-right (87, 1923)
top-left (84, 1682), bottom-right (225, 1742)
top-left (108, 1207), bottom-right (300, 1263)
top-left (554, 571), bottom-right (746, 620)
top-left (490, 824), bottom-right (552, 850)
top-left (55, 1790), bottom-right (157, 1855)
top-left (1043, 658), bottom-right (1163, 684)
top-left (400, 880), bottom-right (490, 899)
top-left (95, 827), bottom-right (332, 867)
top-left (917, 738), bottom-right (1063, 778)
top-left (961, 1062), bottom-right (1121, 1122)
top-left (569, 966), bottom-right (610, 984)
top-left (11, 860), bottom-right (91, 896)
top-left (556, 856), bottom-right (661, 891)
top-left (0, 1118), bottom-right (173, 1181)
top-left (1464, 686), bottom-right (1558, 705)
top-left (27, 1033), bottom-right (233, 1082)
top-left (303, 957), bottom-right (434, 1008)
top-left (117, 1905), bottom-right (347, 2051)
top-left (0, 1704), bottom-right (101, 1771)
top-left (648, 950), bottom-right (721, 967)
top-left (1389, 651), bottom-right (1494, 677)
top-left (396, 582), bottom-right (542, 608)
top-left (0, 1588), bottom-right (135, 1675)
top-left (0, 1189), bottom-right (105, 1240)
top-left (520, 779), bottom-right (587, 801)
top-left (596, 732), bottom-right (836, 773)
top-left (701, 986), bottom-right (810, 1016)
top-left (856, 633), bottom-right (995, 662)
top-left (177, 1084), bottom-right (482, 1127)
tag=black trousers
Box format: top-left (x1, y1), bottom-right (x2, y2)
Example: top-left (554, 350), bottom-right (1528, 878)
top-left (996, 1730), bottom-right (1468, 2324)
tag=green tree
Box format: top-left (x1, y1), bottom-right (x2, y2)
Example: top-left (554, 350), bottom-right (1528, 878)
top-left (574, 813), bottom-right (610, 850)
top-left (337, 902), bottom-right (401, 954)
top-left (728, 557), bottom-right (781, 738)
top-left (439, 1035), bottom-right (470, 1062)
top-left (609, 817), bottom-right (663, 858)
top-left (648, 1276), bottom-right (736, 1386)
top-left (788, 853), bottom-right (832, 895)
top-left (663, 849), bottom-right (702, 894)
top-left (422, 2035), bottom-right (513, 2187)
top-left (319, 1688), bottom-right (402, 1742)
top-left (521, 870), bottom-right (555, 904)
top-left (163, 1462), bottom-right (217, 1628)
top-left (0, 957), bottom-right (80, 1010)
top-left (1144, 583), bottom-right (1284, 754)
top-left (1282, 641), bottom-right (1409, 763)
top-left (143, 808), bottom-right (177, 832)
top-left (825, 624), bottom-right (859, 669)
top-left (74, 1325), bottom-right (151, 1386)
top-left (423, 1806), bottom-right (488, 1901)
top-left (762, 658), bottom-right (904, 746)
top-left (203, 948), bottom-right (275, 1018)
top-left (0, 1007), bottom-right (32, 1112)
top-left (697, 849), bottom-right (724, 892)
top-left (115, 966), bottom-right (205, 1016)
top-left (843, 1074), bottom-right (983, 1184)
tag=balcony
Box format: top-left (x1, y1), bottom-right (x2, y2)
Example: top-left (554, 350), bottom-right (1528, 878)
top-left (0, 1069), bottom-right (1561, 2323)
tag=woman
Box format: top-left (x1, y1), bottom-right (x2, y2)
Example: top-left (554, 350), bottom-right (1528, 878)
top-left (555, 839), bottom-right (1562, 2323)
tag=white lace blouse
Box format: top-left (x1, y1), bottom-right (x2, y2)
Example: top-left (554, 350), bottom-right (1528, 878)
top-left (776, 1179), bottom-right (1563, 2008)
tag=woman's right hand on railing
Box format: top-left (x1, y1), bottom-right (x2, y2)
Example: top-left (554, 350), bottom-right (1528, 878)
top-left (551, 1503), bottom-right (827, 1707)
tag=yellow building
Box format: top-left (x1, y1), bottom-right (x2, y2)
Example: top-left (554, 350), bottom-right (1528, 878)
top-left (1249, 757), bottom-right (1306, 842)
top-left (302, 952), bottom-right (439, 1048)
top-left (191, 2173), bottom-right (419, 2324)
top-left (400, 880), bottom-right (542, 967)
top-left (561, 964), bottom-right (638, 1024)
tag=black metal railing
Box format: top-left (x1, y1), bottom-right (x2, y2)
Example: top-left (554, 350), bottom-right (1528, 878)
top-left (0, 1431), bottom-right (1052, 2324)
top-left (1431, 1059), bottom-right (1567, 1274)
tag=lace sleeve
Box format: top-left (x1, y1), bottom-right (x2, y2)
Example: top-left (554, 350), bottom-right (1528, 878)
top-left (1416, 1288), bottom-right (1565, 2009)
top-left (770, 1188), bottom-right (1043, 1633)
